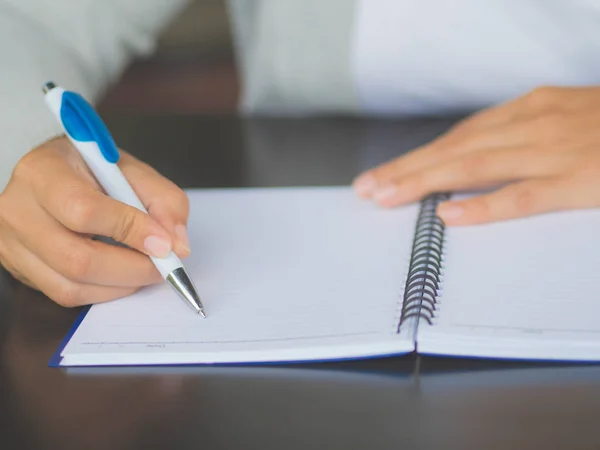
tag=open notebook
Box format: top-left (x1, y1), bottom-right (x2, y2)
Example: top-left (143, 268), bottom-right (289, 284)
top-left (51, 186), bottom-right (600, 367)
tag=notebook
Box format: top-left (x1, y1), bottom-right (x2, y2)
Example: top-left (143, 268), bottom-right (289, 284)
top-left (50, 186), bottom-right (600, 367)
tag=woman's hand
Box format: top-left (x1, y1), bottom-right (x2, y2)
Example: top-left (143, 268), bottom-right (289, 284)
top-left (353, 86), bottom-right (600, 225)
top-left (0, 136), bottom-right (190, 307)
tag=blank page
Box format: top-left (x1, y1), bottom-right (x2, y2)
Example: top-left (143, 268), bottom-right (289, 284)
top-left (59, 187), bottom-right (417, 366)
top-left (418, 205), bottom-right (600, 361)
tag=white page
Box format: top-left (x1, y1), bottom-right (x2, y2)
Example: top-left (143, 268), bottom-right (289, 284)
top-left (418, 204), bottom-right (600, 361)
top-left (60, 187), bottom-right (418, 366)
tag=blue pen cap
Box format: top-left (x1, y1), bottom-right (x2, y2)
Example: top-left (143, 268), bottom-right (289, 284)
top-left (60, 91), bottom-right (120, 163)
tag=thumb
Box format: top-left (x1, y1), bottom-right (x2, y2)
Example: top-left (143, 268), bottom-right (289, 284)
top-left (118, 152), bottom-right (191, 257)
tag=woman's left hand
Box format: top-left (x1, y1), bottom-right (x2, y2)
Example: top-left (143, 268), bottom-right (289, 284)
top-left (353, 86), bottom-right (600, 226)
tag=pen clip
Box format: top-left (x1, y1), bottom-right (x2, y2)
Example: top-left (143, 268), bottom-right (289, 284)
top-left (60, 91), bottom-right (120, 164)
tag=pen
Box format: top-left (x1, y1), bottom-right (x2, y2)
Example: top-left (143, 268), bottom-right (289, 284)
top-left (42, 81), bottom-right (206, 317)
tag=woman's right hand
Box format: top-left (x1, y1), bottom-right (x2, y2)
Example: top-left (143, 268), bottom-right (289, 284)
top-left (0, 136), bottom-right (191, 307)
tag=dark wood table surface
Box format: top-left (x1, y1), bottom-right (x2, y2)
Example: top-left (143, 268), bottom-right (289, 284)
top-left (1, 114), bottom-right (600, 450)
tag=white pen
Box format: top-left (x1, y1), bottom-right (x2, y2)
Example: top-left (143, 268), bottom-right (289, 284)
top-left (42, 81), bottom-right (206, 317)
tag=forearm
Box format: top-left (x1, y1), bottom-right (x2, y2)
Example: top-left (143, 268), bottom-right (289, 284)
top-left (0, 0), bottom-right (190, 191)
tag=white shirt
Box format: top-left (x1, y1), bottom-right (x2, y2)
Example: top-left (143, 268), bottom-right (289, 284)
top-left (353, 0), bottom-right (600, 115)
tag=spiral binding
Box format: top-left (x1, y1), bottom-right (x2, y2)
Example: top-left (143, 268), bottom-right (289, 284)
top-left (397, 192), bottom-right (450, 332)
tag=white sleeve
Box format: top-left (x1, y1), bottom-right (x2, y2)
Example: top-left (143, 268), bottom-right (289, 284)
top-left (0, 0), bottom-right (191, 191)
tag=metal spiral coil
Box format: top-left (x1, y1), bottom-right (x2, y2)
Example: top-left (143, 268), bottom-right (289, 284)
top-left (398, 192), bottom-right (450, 330)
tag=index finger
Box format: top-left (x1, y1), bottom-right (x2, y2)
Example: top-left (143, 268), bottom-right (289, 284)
top-left (37, 179), bottom-right (173, 259)
top-left (352, 97), bottom-right (528, 198)
top-left (118, 152), bottom-right (191, 255)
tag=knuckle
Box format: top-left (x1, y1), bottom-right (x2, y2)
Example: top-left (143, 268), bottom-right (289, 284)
top-left (13, 271), bottom-right (32, 287)
top-left (60, 245), bottom-right (92, 281)
top-left (158, 185), bottom-right (190, 217)
top-left (524, 86), bottom-right (559, 109)
top-left (113, 210), bottom-right (139, 244)
top-left (63, 193), bottom-right (95, 231)
top-left (53, 282), bottom-right (83, 307)
top-left (0, 239), bottom-right (31, 288)
top-left (9, 268), bottom-right (34, 289)
top-left (406, 174), bottom-right (427, 197)
top-left (433, 134), bottom-right (464, 156)
top-left (0, 236), bottom-right (7, 261)
top-left (460, 155), bottom-right (488, 179)
top-left (453, 132), bottom-right (490, 154)
top-left (175, 190), bottom-right (190, 216)
top-left (0, 243), bottom-right (15, 275)
top-left (11, 151), bottom-right (41, 183)
top-left (512, 185), bottom-right (537, 214)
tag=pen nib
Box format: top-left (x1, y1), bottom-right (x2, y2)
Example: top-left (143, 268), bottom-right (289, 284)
top-left (166, 267), bottom-right (207, 317)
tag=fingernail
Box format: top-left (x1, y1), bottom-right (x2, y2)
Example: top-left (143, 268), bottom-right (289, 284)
top-left (174, 224), bottom-right (191, 255)
top-left (353, 173), bottom-right (378, 198)
top-left (374, 185), bottom-right (398, 204)
top-left (438, 203), bottom-right (463, 221)
top-left (144, 235), bottom-right (171, 258)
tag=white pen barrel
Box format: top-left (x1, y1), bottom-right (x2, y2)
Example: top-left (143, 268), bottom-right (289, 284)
top-left (71, 141), bottom-right (183, 278)
top-left (80, 144), bottom-right (148, 212)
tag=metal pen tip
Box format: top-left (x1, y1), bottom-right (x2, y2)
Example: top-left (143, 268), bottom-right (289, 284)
top-left (166, 267), bottom-right (206, 317)
top-left (42, 81), bottom-right (56, 94)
